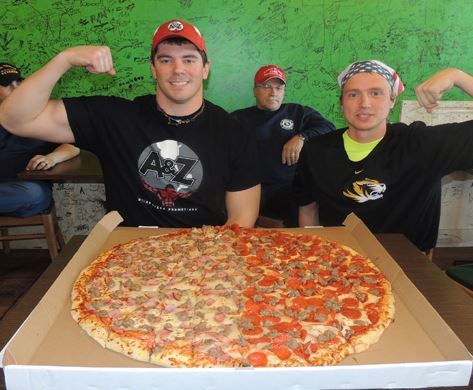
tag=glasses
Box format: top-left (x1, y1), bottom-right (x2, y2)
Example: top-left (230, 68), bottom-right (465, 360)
top-left (256, 83), bottom-right (285, 92)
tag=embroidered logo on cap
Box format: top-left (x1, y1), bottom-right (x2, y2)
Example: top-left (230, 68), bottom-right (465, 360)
top-left (264, 68), bottom-right (284, 79)
top-left (168, 21), bottom-right (184, 32)
top-left (0, 66), bottom-right (18, 76)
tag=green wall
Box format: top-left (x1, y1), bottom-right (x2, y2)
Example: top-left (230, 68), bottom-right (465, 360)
top-left (1, 0), bottom-right (473, 126)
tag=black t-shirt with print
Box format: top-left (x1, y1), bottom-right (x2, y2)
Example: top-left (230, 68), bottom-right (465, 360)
top-left (294, 121), bottom-right (473, 251)
top-left (63, 95), bottom-right (260, 227)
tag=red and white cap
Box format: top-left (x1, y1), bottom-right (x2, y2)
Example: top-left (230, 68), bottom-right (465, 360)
top-left (151, 19), bottom-right (206, 53)
top-left (254, 65), bottom-right (286, 85)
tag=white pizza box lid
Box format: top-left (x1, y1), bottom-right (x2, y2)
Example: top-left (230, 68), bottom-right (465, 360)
top-left (1, 211), bottom-right (472, 389)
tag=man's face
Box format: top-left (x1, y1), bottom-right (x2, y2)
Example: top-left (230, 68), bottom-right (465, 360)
top-left (151, 42), bottom-right (210, 114)
top-left (341, 72), bottom-right (395, 139)
top-left (253, 78), bottom-right (285, 111)
top-left (0, 80), bottom-right (20, 102)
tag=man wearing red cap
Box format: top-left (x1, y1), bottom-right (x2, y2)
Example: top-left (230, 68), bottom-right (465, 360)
top-left (232, 65), bottom-right (334, 227)
top-left (294, 61), bottom-right (473, 252)
top-left (0, 20), bottom-right (260, 228)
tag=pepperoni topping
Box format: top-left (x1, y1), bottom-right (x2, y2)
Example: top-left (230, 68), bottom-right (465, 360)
top-left (246, 335), bottom-right (271, 344)
top-left (241, 326), bottom-right (264, 336)
top-left (246, 351), bottom-right (268, 367)
top-left (286, 277), bottom-right (302, 289)
top-left (242, 286), bottom-right (257, 298)
top-left (270, 344), bottom-right (292, 360)
top-left (246, 255), bottom-right (262, 267)
top-left (257, 274), bottom-right (278, 287)
top-left (340, 307), bottom-right (362, 320)
top-left (342, 297), bottom-right (359, 307)
top-left (368, 310), bottom-right (379, 324)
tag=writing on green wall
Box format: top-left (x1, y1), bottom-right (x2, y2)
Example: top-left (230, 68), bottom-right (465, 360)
top-left (1, 0), bottom-right (473, 126)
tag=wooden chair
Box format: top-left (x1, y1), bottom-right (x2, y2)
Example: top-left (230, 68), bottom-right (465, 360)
top-left (0, 205), bottom-right (64, 261)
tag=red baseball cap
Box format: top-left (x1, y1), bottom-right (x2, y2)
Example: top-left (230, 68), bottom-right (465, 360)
top-left (254, 65), bottom-right (286, 85)
top-left (151, 19), bottom-right (206, 54)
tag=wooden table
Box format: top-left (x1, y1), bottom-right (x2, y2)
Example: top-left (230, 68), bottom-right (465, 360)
top-left (0, 234), bottom-right (472, 390)
top-left (17, 150), bottom-right (103, 183)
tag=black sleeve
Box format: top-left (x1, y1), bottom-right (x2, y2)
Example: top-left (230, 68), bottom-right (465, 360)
top-left (298, 106), bottom-right (336, 140)
top-left (227, 116), bottom-right (261, 191)
top-left (408, 120), bottom-right (473, 175)
top-left (63, 96), bottom-right (129, 154)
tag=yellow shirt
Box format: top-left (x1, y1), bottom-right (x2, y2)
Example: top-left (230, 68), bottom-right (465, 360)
top-left (342, 131), bottom-right (383, 162)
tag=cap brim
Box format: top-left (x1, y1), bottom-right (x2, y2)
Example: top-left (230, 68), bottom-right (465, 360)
top-left (152, 34), bottom-right (206, 53)
top-left (263, 76), bottom-right (286, 84)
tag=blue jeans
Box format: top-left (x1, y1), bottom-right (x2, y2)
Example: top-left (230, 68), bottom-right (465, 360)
top-left (0, 180), bottom-right (52, 217)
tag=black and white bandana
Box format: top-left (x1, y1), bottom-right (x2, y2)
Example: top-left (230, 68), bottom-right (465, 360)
top-left (337, 60), bottom-right (404, 96)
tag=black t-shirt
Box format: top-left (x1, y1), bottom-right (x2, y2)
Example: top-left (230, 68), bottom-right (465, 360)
top-left (294, 121), bottom-right (473, 251)
top-left (232, 103), bottom-right (335, 185)
top-left (0, 124), bottom-right (54, 179)
top-left (63, 95), bottom-right (260, 227)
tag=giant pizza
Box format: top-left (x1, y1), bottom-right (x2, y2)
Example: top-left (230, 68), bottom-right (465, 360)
top-left (71, 225), bottom-right (395, 367)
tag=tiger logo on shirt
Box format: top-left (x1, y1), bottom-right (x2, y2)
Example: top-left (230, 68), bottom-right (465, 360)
top-left (343, 178), bottom-right (386, 203)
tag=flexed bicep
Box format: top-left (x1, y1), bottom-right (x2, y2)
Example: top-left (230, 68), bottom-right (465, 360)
top-left (0, 46), bottom-right (114, 142)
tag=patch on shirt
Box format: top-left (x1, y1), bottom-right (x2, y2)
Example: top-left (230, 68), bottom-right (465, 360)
top-left (343, 178), bottom-right (386, 203)
top-left (280, 118), bottom-right (294, 130)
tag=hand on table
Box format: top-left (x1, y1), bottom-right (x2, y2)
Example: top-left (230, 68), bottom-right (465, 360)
top-left (26, 154), bottom-right (56, 170)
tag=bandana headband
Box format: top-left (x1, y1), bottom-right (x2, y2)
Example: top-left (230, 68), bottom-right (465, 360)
top-left (337, 60), bottom-right (405, 97)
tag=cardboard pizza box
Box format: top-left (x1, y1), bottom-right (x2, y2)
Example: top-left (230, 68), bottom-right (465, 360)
top-left (1, 211), bottom-right (472, 389)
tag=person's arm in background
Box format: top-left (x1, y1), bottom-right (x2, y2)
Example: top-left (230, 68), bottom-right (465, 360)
top-left (298, 202), bottom-right (320, 227)
top-left (282, 106), bottom-right (336, 166)
top-left (0, 46), bottom-right (115, 143)
top-left (26, 144), bottom-right (80, 171)
top-left (225, 184), bottom-right (261, 227)
top-left (415, 68), bottom-right (473, 113)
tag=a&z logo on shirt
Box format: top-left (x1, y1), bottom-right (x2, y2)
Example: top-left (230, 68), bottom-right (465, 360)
top-left (138, 140), bottom-right (203, 208)
top-left (280, 118), bottom-right (294, 130)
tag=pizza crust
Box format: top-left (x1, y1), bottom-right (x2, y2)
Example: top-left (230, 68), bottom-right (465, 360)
top-left (106, 331), bottom-right (151, 363)
top-left (151, 340), bottom-right (193, 367)
top-left (76, 315), bottom-right (109, 348)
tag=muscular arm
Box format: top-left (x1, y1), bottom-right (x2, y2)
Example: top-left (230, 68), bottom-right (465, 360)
top-left (0, 46), bottom-right (115, 143)
top-left (225, 184), bottom-right (261, 227)
top-left (415, 68), bottom-right (473, 113)
top-left (26, 143), bottom-right (80, 171)
top-left (298, 202), bottom-right (320, 227)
